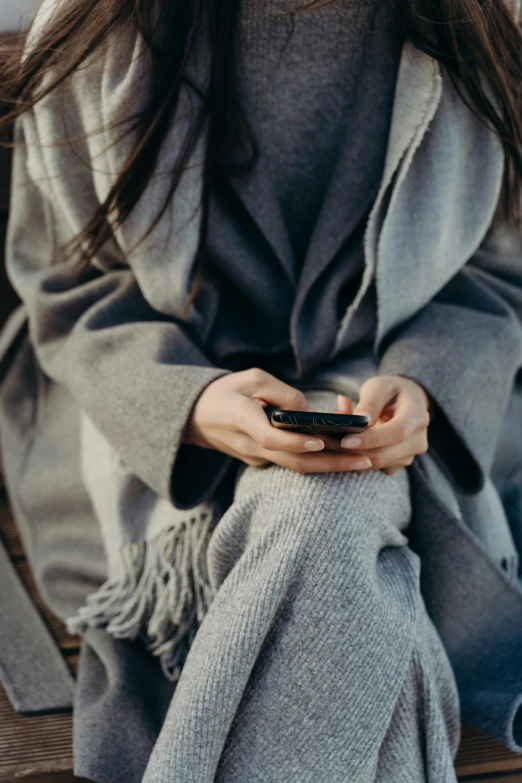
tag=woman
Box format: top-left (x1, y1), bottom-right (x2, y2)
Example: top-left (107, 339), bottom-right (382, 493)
top-left (1, 0), bottom-right (522, 780)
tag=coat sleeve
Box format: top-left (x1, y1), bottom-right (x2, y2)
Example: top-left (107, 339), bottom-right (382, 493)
top-left (377, 219), bottom-right (522, 494)
top-left (5, 95), bottom-right (235, 511)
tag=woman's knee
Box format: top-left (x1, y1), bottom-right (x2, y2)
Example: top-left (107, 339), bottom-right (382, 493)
top-left (207, 462), bottom-right (421, 656)
top-left (243, 459), bottom-right (408, 524)
top-left (215, 462), bottom-right (413, 570)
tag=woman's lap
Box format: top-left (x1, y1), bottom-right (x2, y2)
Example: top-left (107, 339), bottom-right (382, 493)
top-left (142, 446), bottom-right (461, 782)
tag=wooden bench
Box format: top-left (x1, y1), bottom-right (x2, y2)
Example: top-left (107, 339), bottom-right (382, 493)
top-left (2, 30), bottom-right (522, 783)
top-left (0, 481), bottom-right (84, 783)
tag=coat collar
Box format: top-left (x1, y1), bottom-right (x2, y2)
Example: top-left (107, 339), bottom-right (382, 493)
top-left (366, 40), bottom-right (444, 352)
top-left (329, 38), bottom-right (505, 358)
top-left (330, 39), bottom-right (442, 355)
top-left (371, 42), bottom-right (505, 354)
top-left (219, 37), bottom-right (504, 362)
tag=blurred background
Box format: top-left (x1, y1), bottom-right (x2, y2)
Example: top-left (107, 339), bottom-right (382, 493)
top-left (1, 0), bottom-right (40, 32)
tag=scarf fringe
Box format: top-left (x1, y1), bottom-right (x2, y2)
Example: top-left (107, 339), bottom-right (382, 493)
top-left (66, 508), bottom-right (218, 681)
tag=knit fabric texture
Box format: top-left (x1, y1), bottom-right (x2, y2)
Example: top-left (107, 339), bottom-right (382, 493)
top-left (235, 0), bottom-right (383, 264)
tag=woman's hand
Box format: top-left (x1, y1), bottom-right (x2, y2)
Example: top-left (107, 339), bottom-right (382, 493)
top-left (184, 368), bottom-right (374, 474)
top-left (337, 374), bottom-right (433, 475)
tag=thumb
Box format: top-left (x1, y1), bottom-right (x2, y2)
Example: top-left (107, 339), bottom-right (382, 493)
top-left (250, 373), bottom-right (313, 412)
top-left (335, 394), bottom-right (353, 414)
top-left (353, 377), bottom-right (396, 426)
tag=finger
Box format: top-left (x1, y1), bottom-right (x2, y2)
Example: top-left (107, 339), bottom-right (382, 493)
top-left (384, 465), bottom-right (406, 475)
top-left (342, 397), bottom-right (429, 451)
top-left (240, 368), bottom-right (313, 411)
top-left (246, 398), bottom-right (352, 454)
top-left (349, 430), bottom-right (427, 469)
top-left (383, 454), bottom-right (417, 474)
top-left (352, 376), bottom-right (399, 426)
top-left (214, 432), bottom-right (271, 468)
top-left (335, 394), bottom-right (353, 414)
top-left (236, 400), bottom-right (328, 453)
top-left (259, 448), bottom-right (373, 474)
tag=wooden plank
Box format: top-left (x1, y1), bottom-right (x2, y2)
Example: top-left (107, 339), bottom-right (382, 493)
top-left (0, 692), bottom-right (516, 782)
top-left (459, 776), bottom-right (522, 783)
top-left (0, 498), bottom-right (24, 559)
top-left (0, 760), bottom-right (79, 782)
top-left (0, 679), bottom-right (73, 781)
top-left (455, 725), bottom-right (522, 778)
top-left (8, 776), bottom-right (91, 783)
top-left (64, 654), bottom-right (79, 677)
top-left (0, 511), bottom-right (80, 780)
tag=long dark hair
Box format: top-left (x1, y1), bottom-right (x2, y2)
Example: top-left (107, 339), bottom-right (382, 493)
top-left (1, 0), bottom-right (522, 312)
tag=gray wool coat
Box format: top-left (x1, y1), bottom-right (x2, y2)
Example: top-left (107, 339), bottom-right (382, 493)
top-left (2, 0), bottom-right (522, 764)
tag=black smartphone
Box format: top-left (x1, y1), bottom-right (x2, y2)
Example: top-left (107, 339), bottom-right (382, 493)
top-left (264, 404), bottom-right (369, 441)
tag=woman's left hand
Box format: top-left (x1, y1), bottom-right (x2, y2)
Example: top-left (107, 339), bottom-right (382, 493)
top-left (335, 375), bottom-right (434, 476)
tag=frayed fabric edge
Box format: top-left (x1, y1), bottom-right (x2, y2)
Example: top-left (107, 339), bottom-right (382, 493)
top-left (66, 508), bottom-right (218, 682)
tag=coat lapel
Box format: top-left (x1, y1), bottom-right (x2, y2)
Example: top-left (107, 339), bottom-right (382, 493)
top-left (333, 40), bottom-right (443, 355)
top-left (371, 45), bottom-right (505, 354)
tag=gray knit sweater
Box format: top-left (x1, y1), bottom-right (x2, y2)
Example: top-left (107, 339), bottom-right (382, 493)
top-left (236, 0), bottom-right (401, 265)
top-left (204, 0), bottom-right (404, 376)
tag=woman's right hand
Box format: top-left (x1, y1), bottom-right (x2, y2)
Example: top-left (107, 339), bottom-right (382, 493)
top-left (184, 368), bottom-right (372, 474)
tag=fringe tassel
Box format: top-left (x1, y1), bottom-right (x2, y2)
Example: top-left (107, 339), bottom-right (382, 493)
top-left (66, 508), bottom-right (218, 681)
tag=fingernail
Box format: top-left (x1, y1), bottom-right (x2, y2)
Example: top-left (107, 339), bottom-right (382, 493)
top-left (353, 458), bottom-right (372, 469)
top-left (305, 439), bottom-right (324, 451)
top-left (341, 436), bottom-right (361, 448)
top-left (356, 410), bottom-right (372, 424)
